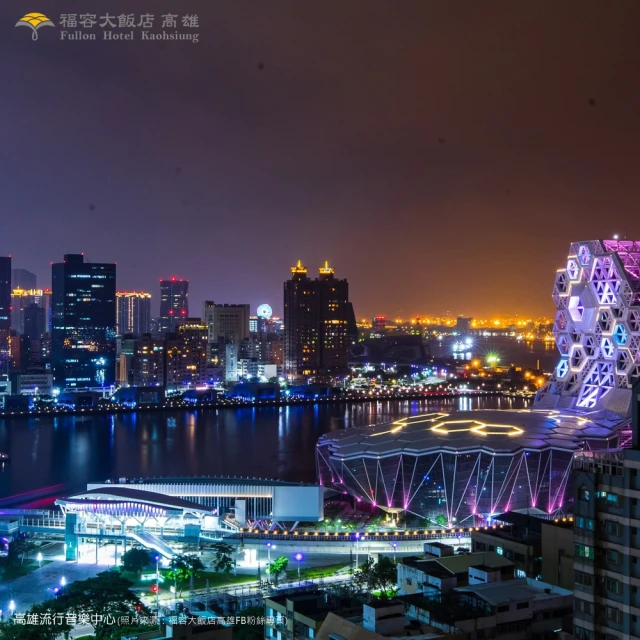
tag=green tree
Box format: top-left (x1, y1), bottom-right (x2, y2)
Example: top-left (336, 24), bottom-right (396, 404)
top-left (211, 542), bottom-right (235, 574)
top-left (435, 514), bottom-right (447, 527)
top-left (120, 547), bottom-right (152, 574)
top-left (60, 571), bottom-right (150, 638)
top-left (232, 605), bottom-right (265, 640)
top-left (268, 556), bottom-right (289, 584)
top-left (353, 556), bottom-right (397, 600)
top-left (7, 535), bottom-right (37, 567)
top-left (168, 554), bottom-right (205, 596)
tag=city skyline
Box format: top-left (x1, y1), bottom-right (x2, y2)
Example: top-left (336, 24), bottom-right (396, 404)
top-left (2, 2), bottom-right (640, 318)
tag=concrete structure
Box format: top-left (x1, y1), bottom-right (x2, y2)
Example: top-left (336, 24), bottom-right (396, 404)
top-left (265, 590), bottom-right (362, 640)
top-left (397, 551), bottom-right (514, 596)
top-left (284, 261), bottom-right (350, 378)
top-left (572, 382), bottom-right (640, 640)
top-left (317, 410), bottom-right (627, 524)
top-left (132, 333), bottom-right (165, 387)
top-left (159, 277), bottom-right (189, 334)
top-left (11, 372), bottom-right (53, 396)
top-left (400, 578), bottom-right (572, 639)
top-left (470, 512), bottom-right (574, 589)
top-left (165, 319), bottom-right (209, 389)
top-left (51, 254), bottom-right (116, 389)
top-left (87, 476), bottom-right (324, 526)
top-left (536, 239), bottom-right (640, 415)
top-left (116, 291), bottom-right (152, 335)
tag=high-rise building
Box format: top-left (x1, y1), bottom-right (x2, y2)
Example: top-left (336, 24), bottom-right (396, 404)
top-left (116, 291), bottom-right (152, 336)
top-left (284, 260), bottom-right (350, 378)
top-left (132, 334), bottom-right (165, 387)
top-left (202, 301), bottom-right (250, 365)
top-left (159, 278), bottom-right (189, 334)
top-left (11, 268), bottom-right (36, 290)
top-left (51, 254), bottom-right (116, 389)
top-left (23, 303), bottom-right (45, 342)
top-left (0, 257), bottom-right (11, 331)
top-left (372, 315), bottom-right (387, 332)
top-left (572, 383), bottom-right (640, 640)
top-left (11, 288), bottom-right (52, 334)
top-left (164, 318), bottom-right (209, 389)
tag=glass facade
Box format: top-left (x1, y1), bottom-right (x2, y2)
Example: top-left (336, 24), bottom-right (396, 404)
top-left (52, 254), bottom-right (116, 388)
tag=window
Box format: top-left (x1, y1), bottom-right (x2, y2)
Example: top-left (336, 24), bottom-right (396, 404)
top-left (575, 544), bottom-right (595, 559)
top-left (606, 521), bottom-right (622, 536)
top-left (497, 605), bottom-right (510, 613)
top-left (607, 606), bottom-right (622, 623)
top-left (575, 570), bottom-right (594, 587)
top-left (606, 549), bottom-right (620, 564)
top-left (475, 541), bottom-right (486, 551)
top-left (606, 578), bottom-right (622, 595)
top-left (514, 552), bottom-right (525, 563)
top-left (577, 517), bottom-right (596, 530)
top-left (575, 598), bottom-right (594, 616)
top-left (607, 493), bottom-right (620, 507)
top-left (579, 486), bottom-right (590, 501)
top-left (496, 546), bottom-right (503, 555)
top-left (574, 626), bottom-right (594, 640)
top-left (405, 578), bottom-right (413, 586)
top-left (516, 602), bottom-right (530, 610)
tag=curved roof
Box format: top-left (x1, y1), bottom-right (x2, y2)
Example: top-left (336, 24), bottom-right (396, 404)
top-left (317, 409), bottom-right (628, 459)
top-left (57, 487), bottom-right (213, 514)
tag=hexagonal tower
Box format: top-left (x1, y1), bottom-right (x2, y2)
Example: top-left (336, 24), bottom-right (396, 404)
top-left (535, 239), bottom-right (640, 416)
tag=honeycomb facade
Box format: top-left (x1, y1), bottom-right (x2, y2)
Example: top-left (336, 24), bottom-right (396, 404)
top-left (536, 239), bottom-right (640, 414)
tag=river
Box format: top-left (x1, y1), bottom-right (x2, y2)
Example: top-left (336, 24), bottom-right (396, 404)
top-left (0, 396), bottom-right (529, 504)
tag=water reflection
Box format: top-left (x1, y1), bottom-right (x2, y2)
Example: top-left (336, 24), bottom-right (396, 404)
top-left (0, 397), bottom-right (526, 499)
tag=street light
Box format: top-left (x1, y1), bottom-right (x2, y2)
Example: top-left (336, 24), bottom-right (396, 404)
top-left (391, 542), bottom-right (397, 563)
top-left (154, 555), bottom-right (160, 617)
top-left (37, 552), bottom-right (42, 568)
top-left (60, 576), bottom-right (66, 588)
top-left (294, 553), bottom-right (303, 585)
top-left (9, 601), bottom-right (15, 616)
top-left (266, 541), bottom-right (272, 566)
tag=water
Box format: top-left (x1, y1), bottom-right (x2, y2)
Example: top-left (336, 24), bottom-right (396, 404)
top-left (428, 336), bottom-right (558, 371)
top-left (0, 397), bottom-right (529, 503)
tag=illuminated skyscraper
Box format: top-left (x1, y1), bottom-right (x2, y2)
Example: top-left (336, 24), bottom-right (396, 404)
top-left (52, 254), bottom-right (116, 389)
top-left (202, 301), bottom-right (250, 365)
top-left (165, 318), bottom-right (209, 388)
top-left (116, 291), bottom-right (152, 335)
top-left (284, 261), bottom-right (350, 377)
top-left (159, 278), bottom-right (189, 334)
top-left (11, 288), bottom-right (52, 334)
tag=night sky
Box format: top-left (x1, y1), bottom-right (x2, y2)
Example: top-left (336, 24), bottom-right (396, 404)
top-left (2, 1), bottom-right (640, 319)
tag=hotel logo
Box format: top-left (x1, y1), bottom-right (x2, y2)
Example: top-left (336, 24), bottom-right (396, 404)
top-left (15, 13), bottom-right (55, 40)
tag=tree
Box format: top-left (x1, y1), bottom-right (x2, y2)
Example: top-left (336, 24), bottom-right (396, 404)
top-left (211, 542), bottom-right (235, 574)
top-left (0, 602), bottom-right (71, 640)
top-left (7, 534), bottom-right (36, 567)
top-left (353, 556), bottom-right (397, 600)
top-left (435, 514), bottom-right (447, 527)
top-left (168, 554), bottom-right (205, 596)
top-left (121, 547), bottom-right (152, 574)
top-left (268, 556), bottom-right (288, 584)
top-left (60, 571), bottom-right (150, 637)
top-left (233, 605), bottom-right (265, 640)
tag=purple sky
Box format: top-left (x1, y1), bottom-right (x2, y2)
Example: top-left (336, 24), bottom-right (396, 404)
top-left (2, 1), bottom-right (640, 319)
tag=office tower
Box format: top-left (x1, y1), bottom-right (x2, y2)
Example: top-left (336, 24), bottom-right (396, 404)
top-left (0, 257), bottom-right (10, 331)
top-left (51, 254), bottom-right (116, 388)
top-left (164, 318), bottom-right (209, 389)
top-left (249, 316), bottom-right (258, 333)
top-left (11, 288), bottom-right (52, 334)
top-left (202, 301), bottom-right (250, 365)
top-left (23, 303), bottom-right (45, 342)
top-left (11, 268), bottom-right (36, 290)
top-left (284, 260), bottom-right (350, 377)
top-left (456, 316), bottom-right (472, 333)
top-left (159, 278), bottom-right (189, 334)
top-left (116, 291), bottom-right (152, 335)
